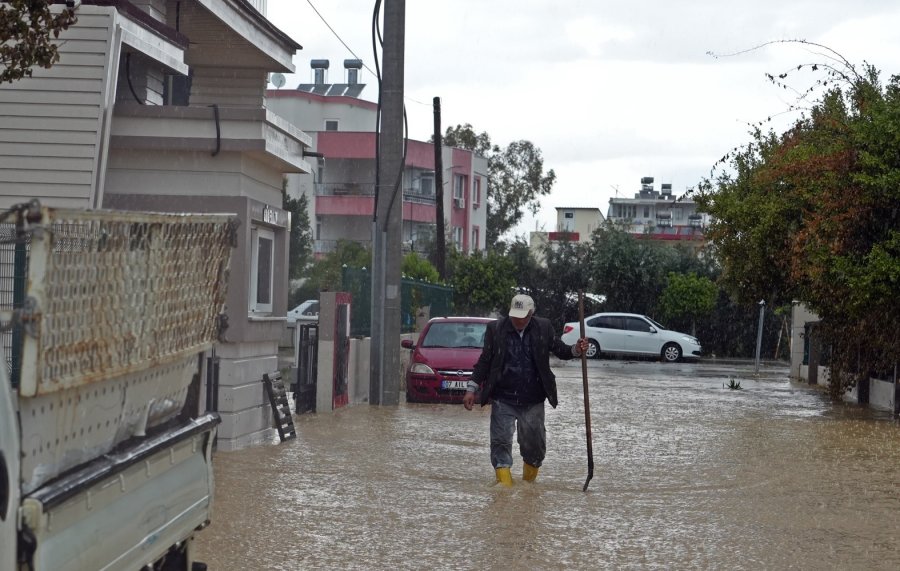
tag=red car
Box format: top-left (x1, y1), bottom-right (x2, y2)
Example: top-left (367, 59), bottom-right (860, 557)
top-left (401, 316), bottom-right (495, 404)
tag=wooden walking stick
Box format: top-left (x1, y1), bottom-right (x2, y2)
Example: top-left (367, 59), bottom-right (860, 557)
top-left (579, 291), bottom-right (594, 492)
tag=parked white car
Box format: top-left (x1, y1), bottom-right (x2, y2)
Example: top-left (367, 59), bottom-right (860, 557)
top-left (287, 299), bottom-right (319, 323)
top-left (561, 312), bottom-right (701, 362)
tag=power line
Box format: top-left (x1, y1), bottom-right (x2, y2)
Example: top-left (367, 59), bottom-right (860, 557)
top-left (303, 0), bottom-right (427, 106)
top-left (304, 0), bottom-right (376, 78)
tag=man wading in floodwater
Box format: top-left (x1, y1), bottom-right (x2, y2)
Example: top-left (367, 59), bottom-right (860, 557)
top-left (463, 294), bottom-right (589, 486)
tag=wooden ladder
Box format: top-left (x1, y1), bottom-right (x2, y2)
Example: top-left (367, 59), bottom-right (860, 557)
top-left (263, 372), bottom-right (296, 442)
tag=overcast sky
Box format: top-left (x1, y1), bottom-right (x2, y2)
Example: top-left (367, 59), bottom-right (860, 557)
top-left (266, 0), bottom-right (900, 237)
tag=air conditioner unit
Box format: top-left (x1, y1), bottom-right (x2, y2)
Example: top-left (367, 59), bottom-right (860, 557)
top-left (454, 197), bottom-right (465, 208)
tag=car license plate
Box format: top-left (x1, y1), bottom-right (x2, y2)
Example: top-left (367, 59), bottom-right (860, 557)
top-left (441, 380), bottom-right (467, 390)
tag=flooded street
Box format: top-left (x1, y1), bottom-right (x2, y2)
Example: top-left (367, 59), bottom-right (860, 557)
top-left (195, 360), bottom-right (900, 570)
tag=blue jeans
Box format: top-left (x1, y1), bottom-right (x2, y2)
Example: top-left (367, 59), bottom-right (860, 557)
top-left (490, 399), bottom-right (546, 469)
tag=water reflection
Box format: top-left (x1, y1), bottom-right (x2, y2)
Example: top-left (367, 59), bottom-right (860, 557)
top-left (195, 361), bottom-right (900, 570)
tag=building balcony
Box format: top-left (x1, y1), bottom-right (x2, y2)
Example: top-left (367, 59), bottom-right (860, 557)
top-left (315, 183), bottom-right (436, 223)
top-left (110, 103), bottom-right (312, 173)
top-left (315, 182), bottom-right (375, 196)
top-left (403, 187), bottom-right (436, 205)
top-left (314, 183), bottom-right (435, 203)
top-left (548, 231), bottom-right (580, 242)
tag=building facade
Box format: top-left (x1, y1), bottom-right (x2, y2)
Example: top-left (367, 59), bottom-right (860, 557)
top-left (606, 177), bottom-right (708, 247)
top-left (0, 0), bottom-right (311, 449)
top-left (529, 206), bottom-right (604, 264)
top-left (266, 62), bottom-right (488, 258)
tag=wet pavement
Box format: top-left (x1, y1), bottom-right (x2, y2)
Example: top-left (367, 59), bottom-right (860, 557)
top-left (194, 359), bottom-right (900, 570)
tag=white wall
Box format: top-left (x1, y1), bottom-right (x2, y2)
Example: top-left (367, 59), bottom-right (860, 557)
top-left (266, 93), bottom-right (375, 132)
top-left (792, 303), bottom-right (896, 412)
top-left (0, 7), bottom-right (115, 210)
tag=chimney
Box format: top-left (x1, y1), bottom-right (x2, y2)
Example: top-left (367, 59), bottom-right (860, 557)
top-left (311, 59), bottom-right (329, 85)
top-left (344, 59), bottom-right (363, 85)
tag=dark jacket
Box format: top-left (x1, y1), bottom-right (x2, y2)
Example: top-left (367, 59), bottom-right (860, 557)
top-left (472, 316), bottom-right (576, 408)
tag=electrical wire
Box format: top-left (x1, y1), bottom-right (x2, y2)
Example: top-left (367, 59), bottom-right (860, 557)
top-left (369, 0), bottom-right (409, 232)
top-left (305, 0), bottom-right (378, 78)
top-left (383, 106), bottom-right (408, 232)
top-left (371, 0), bottom-right (383, 222)
top-left (125, 52), bottom-right (146, 105)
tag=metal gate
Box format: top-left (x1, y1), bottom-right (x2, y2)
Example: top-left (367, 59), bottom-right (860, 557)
top-left (294, 323), bottom-right (318, 414)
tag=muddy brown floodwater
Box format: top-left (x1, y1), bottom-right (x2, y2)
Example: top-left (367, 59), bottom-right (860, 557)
top-left (195, 360), bottom-right (900, 570)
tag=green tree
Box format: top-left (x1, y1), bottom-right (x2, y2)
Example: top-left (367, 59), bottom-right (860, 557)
top-left (448, 250), bottom-right (516, 316)
top-left (695, 58), bottom-right (900, 396)
top-left (1, 1), bottom-right (77, 83)
top-left (441, 123), bottom-right (495, 156)
top-left (303, 240), bottom-right (370, 294)
top-left (283, 191), bottom-right (313, 280)
top-left (506, 236), bottom-right (595, 331)
top-left (658, 272), bottom-right (718, 336)
top-left (587, 225), bottom-right (677, 316)
top-left (402, 252), bottom-right (440, 283)
top-left (438, 124), bottom-right (557, 245)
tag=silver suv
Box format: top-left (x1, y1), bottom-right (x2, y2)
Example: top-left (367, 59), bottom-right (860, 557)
top-left (560, 312), bottom-right (701, 362)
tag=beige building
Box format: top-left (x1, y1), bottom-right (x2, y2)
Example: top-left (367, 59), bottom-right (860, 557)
top-left (529, 206), bottom-right (604, 264)
top-left (0, 0), bottom-right (311, 449)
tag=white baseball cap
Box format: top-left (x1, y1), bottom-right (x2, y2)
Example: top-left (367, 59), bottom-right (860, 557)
top-left (509, 294), bottom-right (535, 318)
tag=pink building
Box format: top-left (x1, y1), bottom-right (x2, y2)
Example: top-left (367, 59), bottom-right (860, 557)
top-left (266, 61), bottom-right (487, 257)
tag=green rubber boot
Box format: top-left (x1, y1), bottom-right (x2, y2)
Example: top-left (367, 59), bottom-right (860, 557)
top-left (495, 467), bottom-right (513, 487)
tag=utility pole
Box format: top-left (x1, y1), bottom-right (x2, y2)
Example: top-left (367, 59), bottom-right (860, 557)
top-left (370, 0), bottom-right (405, 406)
top-left (433, 96), bottom-right (446, 280)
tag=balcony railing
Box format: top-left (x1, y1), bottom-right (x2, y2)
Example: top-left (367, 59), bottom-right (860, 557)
top-left (315, 183), bottom-right (436, 205)
top-left (403, 188), bottom-right (436, 205)
top-left (315, 182), bottom-right (375, 196)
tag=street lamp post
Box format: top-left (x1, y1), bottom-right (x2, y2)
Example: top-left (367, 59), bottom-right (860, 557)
top-left (755, 300), bottom-right (766, 373)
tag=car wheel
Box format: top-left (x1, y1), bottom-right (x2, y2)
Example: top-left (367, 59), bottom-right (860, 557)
top-left (586, 339), bottom-right (601, 359)
top-left (662, 343), bottom-right (682, 363)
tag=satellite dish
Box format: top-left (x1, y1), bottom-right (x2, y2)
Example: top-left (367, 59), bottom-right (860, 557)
top-left (269, 73), bottom-right (286, 88)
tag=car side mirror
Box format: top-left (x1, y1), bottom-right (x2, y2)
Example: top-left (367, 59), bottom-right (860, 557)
top-left (401, 339), bottom-right (415, 349)
top-left (649, 327), bottom-right (658, 334)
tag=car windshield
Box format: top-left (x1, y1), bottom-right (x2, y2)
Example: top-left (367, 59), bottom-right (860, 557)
top-left (421, 322), bottom-right (487, 348)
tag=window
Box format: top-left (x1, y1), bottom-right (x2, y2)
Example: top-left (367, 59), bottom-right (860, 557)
top-left (250, 227), bottom-right (274, 313)
top-left (643, 206), bottom-right (650, 218)
top-left (324, 119), bottom-right (339, 131)
top-left (454, 175), bottom-right (466, 200)
top-left (625, 317), bottom-right (652, 332)
top-left (452, 226), bottom-right (463, 250)
top-left (562, 211), bottom-right (574, 232)
top-left (471, 226), bottom-right (480, 251)
top-left (472, 177), bottom-right (481, 207)
top-left (420, 173), bottom-right (434, 196)
top-left (597, 316), bottom-right (624, 330)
